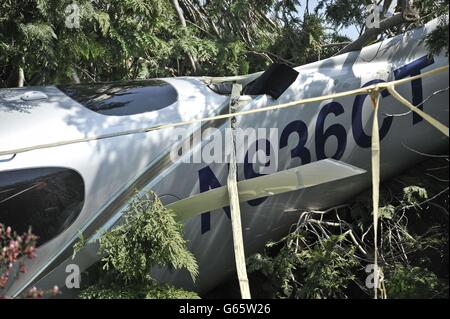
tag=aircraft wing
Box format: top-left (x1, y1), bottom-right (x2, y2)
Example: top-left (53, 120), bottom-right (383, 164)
top-left (168, 159), bottom-right (366, 221)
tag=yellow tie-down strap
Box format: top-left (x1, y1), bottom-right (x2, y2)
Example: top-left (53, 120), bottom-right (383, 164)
top-left (365, 68), bottom-right (448, 299)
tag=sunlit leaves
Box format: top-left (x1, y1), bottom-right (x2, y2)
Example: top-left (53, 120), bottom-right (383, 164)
top-left (99, 191), bottom-right (199, 283)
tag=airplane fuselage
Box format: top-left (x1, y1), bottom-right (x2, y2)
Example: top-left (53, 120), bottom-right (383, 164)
top-left (0, 18), bottom-right (448, 297)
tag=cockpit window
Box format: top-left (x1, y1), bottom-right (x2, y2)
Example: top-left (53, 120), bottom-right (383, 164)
top-left (0, 167), bottom-right (84, 246)
top-left (58, 80), bottom-right (178, 116)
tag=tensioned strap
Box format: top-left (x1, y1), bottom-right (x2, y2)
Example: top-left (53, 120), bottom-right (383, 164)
top-left (387, 85), bottom-right (449, 137)
top-left (367, 69), bottom-right (449, 300)
top-left (370, 92), bottom-right (381, 299)
top-left (227, 84), bottom-right (252, 299)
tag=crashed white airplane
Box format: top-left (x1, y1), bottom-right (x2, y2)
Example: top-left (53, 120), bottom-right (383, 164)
top-left (0, 18), bottom-right (448, 297)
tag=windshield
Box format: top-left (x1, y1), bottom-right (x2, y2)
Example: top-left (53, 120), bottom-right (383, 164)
top-left (58, 80), bottom-right (178, 116)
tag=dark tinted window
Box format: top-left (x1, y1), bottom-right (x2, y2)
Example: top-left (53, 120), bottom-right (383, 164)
top-left (58, 80), bottom-right (178, 116)
top-left (0, 168), bottom-right (84, 246)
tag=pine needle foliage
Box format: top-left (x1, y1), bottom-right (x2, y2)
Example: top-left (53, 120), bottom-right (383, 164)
top-left (80, 281), bottom-right (200, 299)
top-left (80, 191), bottom-right (199, 299)
top-left (3, 0), bottom-right (447, 87)
top-left (247, 158), bottom-right (449, 299)
top-left (99, 191), bottom-right (198, 282)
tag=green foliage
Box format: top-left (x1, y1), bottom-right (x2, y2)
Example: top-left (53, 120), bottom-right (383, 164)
top-left (249, 232), bottom-right (359, 299)
top-left (386, 265), bottom-right (440, 299)
top-left (426, 15), bottom-right (449, 56)
top-left (247, 158), bottom-right (449, 299)
top-left (99, 191), bottom-right (198, 282)
top-left (316, 0), bottom-right (369, 29)
top-left (294, 235), bottom-right (359, 299)
top-left (268, 13), bottom-right (326, 66)
top-left (415, 0), bottom-right (449, 21)
top-left (403, 186), bottom-right (428, 207)
top-left (72, 231), bottom-right (87, 260)
top-left (79, 191), bottom-right (199, 299)
top-left (80, 283), bottom-right (147, 299)
top-left (379, 204), bottom-right (395, 220)
top-left (1, 0), bottom-right (448, 87)
top-left (80, 281), bottom-right (200, 299)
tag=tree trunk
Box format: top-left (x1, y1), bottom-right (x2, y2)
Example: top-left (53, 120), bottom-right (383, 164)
top-left (17, 67), bottom-right (25, 87)
top-left (171, 0), bottom-right (201, 74)
top-left (72, 66), bottom-right (81, 84)
top-left (336, 0), bottom-right (418, 56)
top-left (172, 0), bottom-right (187, 27)
top-left (335, 11), bottom-right (412, 56)
top-left (384, 0), bottom-right (416, 17)
top-left (7, 56), bottom-right (25, 88)
top-left (255, 8), bottom-right (278, 30)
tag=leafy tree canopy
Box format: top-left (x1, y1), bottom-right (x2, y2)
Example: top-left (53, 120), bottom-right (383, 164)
top-left (1, 0), bottom-right (447, 88)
